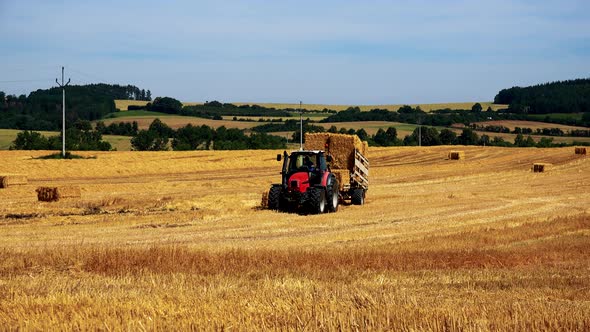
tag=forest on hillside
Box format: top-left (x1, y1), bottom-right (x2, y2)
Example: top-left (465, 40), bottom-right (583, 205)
top-left (0, 84), bottom-right (150, 131)
top-left (494, 79), bottom-right (590, 114)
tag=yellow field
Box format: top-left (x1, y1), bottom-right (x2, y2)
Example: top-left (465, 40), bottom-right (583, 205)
top-left (101, 115), bottom-right (259, 131)
top-left (0, 147), bottom-right (589, 330)
top-left (114, 99), bottom-right (506, 112)
top-left (472, 120), bottom-right (590, 132)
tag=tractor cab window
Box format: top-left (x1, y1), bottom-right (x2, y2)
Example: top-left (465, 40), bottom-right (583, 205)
top-left (287, 153), bottom-right (327, 172)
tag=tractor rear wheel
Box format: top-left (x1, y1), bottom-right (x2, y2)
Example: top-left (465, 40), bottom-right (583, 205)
top-left (268, 186), bottom-right (282, 211)
top-left (306, 187), bottom-right (326, 214)
top-left (327, 182), bottom-right (339, 212)
top-left (351, 188), bottom-right (365, 205)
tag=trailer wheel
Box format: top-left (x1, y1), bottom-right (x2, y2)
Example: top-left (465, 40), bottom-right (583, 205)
top-left (327, 182), bottom-right (339, 212)
top-left (268, 186), bottom-right (282, 211)
top-left (306, 187), bottom-right (326, 214)
top-left (351, 188), bottom-right (365, 205)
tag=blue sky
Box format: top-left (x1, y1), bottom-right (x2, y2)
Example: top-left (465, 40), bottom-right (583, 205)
top-left (1, 0), bottom-right (589, 104)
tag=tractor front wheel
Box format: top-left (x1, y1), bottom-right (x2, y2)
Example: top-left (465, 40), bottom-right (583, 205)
top-left (268, 186), bottom-right (282, 211)
top-left (306, 187), bottom-right (326, 214)
top-left (327, 182), bottom-right (339, 212)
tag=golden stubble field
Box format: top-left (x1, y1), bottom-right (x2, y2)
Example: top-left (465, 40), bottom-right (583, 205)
top-left (0, 147), bottom-right (589, 330)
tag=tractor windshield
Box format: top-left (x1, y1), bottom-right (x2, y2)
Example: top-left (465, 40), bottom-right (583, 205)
top-left (287, 153), bottom-right (327, 172)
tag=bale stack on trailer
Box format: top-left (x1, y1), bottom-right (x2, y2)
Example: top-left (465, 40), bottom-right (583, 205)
top-left (305, 133), bottom-right (369, 205)
top-left (305, 133), bottom-right (368, 170)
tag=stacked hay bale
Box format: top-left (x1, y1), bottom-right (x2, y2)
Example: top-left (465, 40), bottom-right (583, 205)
top-left (448, 151), bottom-right (465, 160)
top-left (0, 174), bottom-right (28, 189)
top-left (532, 163), bottom-right (551, 173)
top-left (305, 133), bottom-right (368, 170)
top-left (36, 186), bottom-right (81, 202)
top-left (331, 169), bottom-right (351, 191)
top-left (260, 191), bottom-right (269, 209)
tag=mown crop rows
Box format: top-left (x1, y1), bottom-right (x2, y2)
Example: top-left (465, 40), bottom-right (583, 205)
top-left (0, 147), bottom-right (588, 330)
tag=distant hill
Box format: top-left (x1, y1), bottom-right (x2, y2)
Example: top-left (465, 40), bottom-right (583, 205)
top-left (495, 79), bottom-right (590, 114)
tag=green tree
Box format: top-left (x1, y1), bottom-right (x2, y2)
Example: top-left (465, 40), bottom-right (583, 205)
top-left (356, 128), bottom-right (369, 141)
top-left (131, 130), bottom-right (168, 151)
top-left (172, 124), bottom-right (213, 150)
top-left (148, 118), bottom-right (174, 138)
top-left (10, 131), bottom-right (50, 150)
top-left (458, 128), bottom-right (479, 145)
top-left (149, 97), bottom-right (182, 114)
top-left (439, 129), bottom-right (457, 145)
top-left (471, 103), bottom-right (483, 112)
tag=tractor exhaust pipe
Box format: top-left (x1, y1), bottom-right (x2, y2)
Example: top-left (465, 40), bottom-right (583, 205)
top-left (299, 101), bottom-right (303, 150)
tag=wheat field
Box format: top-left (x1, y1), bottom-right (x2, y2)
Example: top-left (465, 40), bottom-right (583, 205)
top-left (0, 147), bottom-right (589, 330)
top-left (114, 99), bottom-right (505, 112)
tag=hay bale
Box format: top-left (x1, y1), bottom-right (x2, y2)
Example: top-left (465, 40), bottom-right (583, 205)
top-left (448, 151), bottom-right (465, 160)
top-left (533, 163), bottom-right (551, 173)
top-left (260, 191), bottom-right (269, 209)
top-left (36, 186), bottom-right (81, 202)
top-left (362, 141), bottom-right (369, 157)
top-left (332, 169), bottom-right (350, 191)
top-left (575, 147), bottom-right (587, 155)
top-left (0, 174), bottom-right (28, 188)
top-left (36, 187), bottom-right (59, 202)
top-left (58, 186), bottom-right (81, 199)
top-left (305, 133), bottom-right (367, 170)
top-left (304, 133), bottom-right (330, 150)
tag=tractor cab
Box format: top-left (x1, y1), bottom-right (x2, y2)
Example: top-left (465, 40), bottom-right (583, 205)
top-left (271, 150), bottom-right (337, 213)
top-left (278, 150), bottom-right (329, 188)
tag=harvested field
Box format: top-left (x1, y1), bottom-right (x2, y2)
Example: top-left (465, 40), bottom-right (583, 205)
top-left (0, 147), bottom-right (589, 330)
top-left (114, 100), bottom-right (506, 113)
top-left (101, 115), bottom-right (258, 130)
top-left (472, 120), bottom-right (589, 132)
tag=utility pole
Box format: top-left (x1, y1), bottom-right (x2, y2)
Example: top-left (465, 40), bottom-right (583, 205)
top-left (299, 101), bottom-right (303, 150)
top-left (56, 67), bottom-right (70, 157)
top-left (418, 115), bottom-right (422, 147)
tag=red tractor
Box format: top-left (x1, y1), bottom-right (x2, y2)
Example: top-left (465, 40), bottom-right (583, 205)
top-left (268, 138), bottom-right (369, 214)
top-left (268, 150), bottom-right (340, 214)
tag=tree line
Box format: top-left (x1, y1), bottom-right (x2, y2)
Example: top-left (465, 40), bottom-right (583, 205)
top-left (495, 78), bottom-right (590, 114)
top-left (0, 84), bottom-right (150, 131)
top-left (319, 105), bottom-right (499, 127)
top-left (10, 120), bottom-right (112, 151)
top-left (130, 119), bottom-right (287, 151)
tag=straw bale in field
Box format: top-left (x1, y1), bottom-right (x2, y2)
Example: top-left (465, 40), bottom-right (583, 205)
top-left (575, 147), bottom-right (587, 155)
top-left (36, 186), bottom-right (81, 202)
top-left (260, 191), bottom-right (269, 209)
top-left (0, 174), bottom-right (28, 189)
top-left (58, 186), bottom-right (81, 199)
top-left (36, 187), bottom-right (59, 202)
top-left (448, 151), bottom-right (465, 160)
top-left (532, 163), bottom-right (551, 173)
